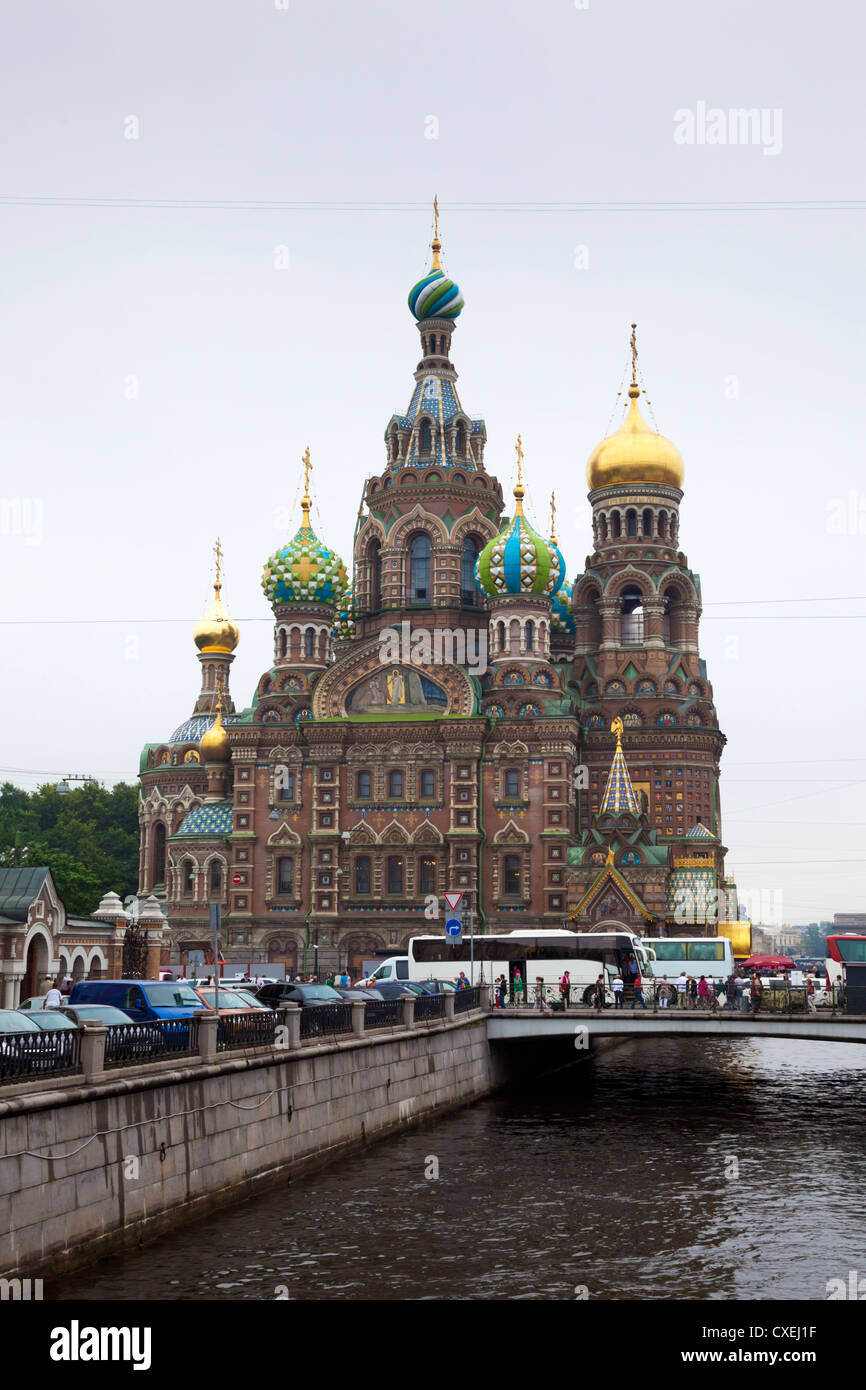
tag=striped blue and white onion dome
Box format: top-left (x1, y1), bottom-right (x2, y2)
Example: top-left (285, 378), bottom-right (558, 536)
top-left (408, 268), bottom-right (464, 321)
top-left (476, 483), bottom-right (560, 597)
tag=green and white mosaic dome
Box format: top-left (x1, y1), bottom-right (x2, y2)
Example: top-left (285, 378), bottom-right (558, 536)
top-left (262, 523), bottom-right (348, 608)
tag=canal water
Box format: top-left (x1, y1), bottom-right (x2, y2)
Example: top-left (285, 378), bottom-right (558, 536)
top-left (54, 1038), bottom-right (866, 1300)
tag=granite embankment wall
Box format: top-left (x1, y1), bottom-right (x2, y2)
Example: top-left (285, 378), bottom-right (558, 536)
top-left (0, 1010), bottom-right (496, 1280)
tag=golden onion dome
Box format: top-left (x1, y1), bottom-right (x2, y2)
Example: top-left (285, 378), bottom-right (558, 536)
top-left (193, 580), bottom-right (240, 653)
top-left (199, 711), bottom-right (231, 763)
top-left (587, 385), bottom-right (684, 492)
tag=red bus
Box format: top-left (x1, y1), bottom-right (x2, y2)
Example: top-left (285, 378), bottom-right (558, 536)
top-left (825, 934), bottom-right (866, 987)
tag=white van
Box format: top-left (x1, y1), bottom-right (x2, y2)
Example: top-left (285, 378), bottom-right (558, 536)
top-left (357, 956), bottom-right (409, 986)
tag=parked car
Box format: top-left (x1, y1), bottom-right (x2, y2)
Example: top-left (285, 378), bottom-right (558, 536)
top-left (20, 1010), bottom-right (79, 1031)
top-left (360, 981), bottom-right (417, 1001)
top-left (257, 982), bottom-right (345, 1008)
top-left (68, 979), bottom-right (207, 1022)
top-left (17, 994), bottom-right (68, 1011)
top-left (61, 1003), bottom-right (156, 1027)
top-left (414, 980), bottom-right (456, 995)
top-left (0, 1009), bottom-right (41, 1035)
top-left (333, 986), bottom-right (385, 1002)
top-left (194, 987), bottom-right (270, 1013)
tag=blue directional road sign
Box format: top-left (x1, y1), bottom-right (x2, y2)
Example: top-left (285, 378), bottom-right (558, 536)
top-left (445, 917), bottom-right (463, 939)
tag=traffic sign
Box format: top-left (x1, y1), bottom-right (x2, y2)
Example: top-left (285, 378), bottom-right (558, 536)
top-left (444, 891), bottom-right (463, 912)
top-left (445, 917), bottom-right (463, 939)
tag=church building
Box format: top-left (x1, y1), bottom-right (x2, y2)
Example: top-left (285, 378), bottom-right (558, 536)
top-left (137, 217), bottom-right (744, 978)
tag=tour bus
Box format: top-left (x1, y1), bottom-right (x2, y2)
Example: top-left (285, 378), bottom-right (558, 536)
top-left (362, 929), bottom-right (656, 1005)
top-left (825, 933), bottom-right (866, 988)
top-left (646, 936), bottom-right (735, 985)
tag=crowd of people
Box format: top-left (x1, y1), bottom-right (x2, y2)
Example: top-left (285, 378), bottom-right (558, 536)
top-left (487, 965), bottom-right (829, 1012)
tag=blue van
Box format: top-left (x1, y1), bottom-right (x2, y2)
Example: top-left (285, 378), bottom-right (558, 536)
top-left (68, 979), bottom-right (206, 1022)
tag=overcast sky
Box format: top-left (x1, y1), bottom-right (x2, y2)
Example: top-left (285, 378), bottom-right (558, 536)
top-left (1, 0), bottom-right (864, 924)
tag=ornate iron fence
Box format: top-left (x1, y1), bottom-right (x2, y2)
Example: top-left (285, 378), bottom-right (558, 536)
top-left (414, 993), bottom-right (446, 1023)
top-left (217, 1011), bottom-right (279, 1051)
top-left (363, 999), bottom-right (405, 1029)
top-left (299, 1003), bottom-right (353, 1041)
top-left (453, 986), bottom-right (482, 1014)
top-left (0, 1028), bottom-right (82, 1081)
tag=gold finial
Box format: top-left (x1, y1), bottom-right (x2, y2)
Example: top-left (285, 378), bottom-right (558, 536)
top-left (300, 446), bottom-right (312, 530)
top-left (629, 322), bottom-right (640, 399)
top-left (549, 491), bottom-right (558, 544)
top-left (431, 194), bottom-right (442, 271)
top-left (513, 434), bottom-right (526, 515)
top-left (611, 715), bottom-right (624, 746)
top-left (213, 536), bottom-right (223, 591)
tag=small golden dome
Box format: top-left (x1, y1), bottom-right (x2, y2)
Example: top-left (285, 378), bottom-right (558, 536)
top-left (587, 385), bottom-right (684, 492)
top-left (193, 582), bottom-right (240, 653)
top-left (199, 711), bottom-right (231, 763)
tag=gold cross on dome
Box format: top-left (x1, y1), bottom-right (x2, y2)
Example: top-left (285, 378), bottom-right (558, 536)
top-left (213, 537), bottom-right (223, 587)
top-left (550, 492), bottom-right (557, 543)
top-left (515, 434), bottom-right (524, 485)
top-left (630, 323), bottom-right (638, 387)
top-left (302, 446), bottom-right (312, 497)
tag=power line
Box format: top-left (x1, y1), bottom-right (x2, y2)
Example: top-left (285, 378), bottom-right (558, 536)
top-left (2, 196), bottom-right (866, 213)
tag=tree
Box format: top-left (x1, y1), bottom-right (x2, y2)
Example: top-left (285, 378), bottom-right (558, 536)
top-left (0, 781), bottom-right (139, 917)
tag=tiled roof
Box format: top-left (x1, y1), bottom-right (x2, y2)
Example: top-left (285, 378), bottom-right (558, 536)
top-left (0, 867), bottom-right (50, 919)
top-left (173, 801), bottom-right (234, 838)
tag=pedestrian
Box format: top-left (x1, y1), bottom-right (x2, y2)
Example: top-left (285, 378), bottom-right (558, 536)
top-left (254, 973), bottom-right (264, 989)
top-left (630, 974), bottom-right (646, 1009)
top-left (512, 969), bottom-right (524, 1008)
top-left (697, 975), bottom-right (709, 1008)
top-left (612, 973), bottom-right (624, 1009)
top-left (593, 974), bottom-right (606, 1010)
top-left (497, 974), bottom-right (508, 1010)
top-left (676, 971), bottom-right (688, 1008)
top-left (687, 975), bottom-right (697, 1009)
top-left (726, 973), bottom-right (739, 1012)
top-left (457, 971), bottom-right (469, 991)
top-left (560, 970), bottom-right (571, 1010)
top-left (657, 976), bottom-right (673, 1009)
top-left (44, 979), bottom-right (63, 1009)
top-left (750, 973), bottom-right (764, 1014)
top-left (534, 976), bottom-right (546, 1011)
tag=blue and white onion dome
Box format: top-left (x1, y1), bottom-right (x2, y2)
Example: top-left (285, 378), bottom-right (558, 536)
top-left (475, 478), bottom-right (561, 598)
top-left (333, 583), bottom-right (355, 641)
top-left (408, 229), bottom-right (464, 321)
top-left (262, 474), bottom-right (348, 609)
top-left (547, 524), bottom-right (574, 633)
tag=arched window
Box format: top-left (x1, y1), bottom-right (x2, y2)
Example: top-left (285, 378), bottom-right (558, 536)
top-left (279, 629), bottom-right (287, 658)
top-left (455, 420), bottom-right (466, 455)
top-left (642, 509), bottom-right (653, 537)
top-left (611, 511), bottom-right (622, 539)
top-left (626, 509), bottom-right (638, 537)
top-left (525, 619), bottom-right (534, 652)
top-left (461, 535), bottom-right (480, 606)
top-left (598, 514), bottom-right (608, 543)
top-left (503, 854), bottom-right (521, 895)
top-left (419, 856), bottom-right (436, 894)
top-left (277, 856), bottom-right (294, 895)
top-left (620, 585), bottom-right (644, 645)
top-left (388, 769), bottom-right (404, 799)
top-left (505, 769), bottom-right (521, 799)
top-left (356, 770), bottom-right (372, 799)
top-left (209, 860), bottom-right (222, 895)
top-left (420, 419), bottom-right (432, 455)
top-left (182, 859), bottom-right (195, 898)
top-left (387, 856), bottom-right (404, 895)
top-left (409, 534), bottom-right (431, 604)
top-left (304, 627), bottom-right (315, 658)
top-left (369, 540), bottom-right (382, 610)
top-left (278, 770), bottom-right (295, 802)
top-left (658, 510), bottom-right (668, 540)
top-left (153, 824), bottom-right (167, 887)
top-left (420, 769), bottom-right (436, 799)
top-left (354, 855), bottom-right (371, 895)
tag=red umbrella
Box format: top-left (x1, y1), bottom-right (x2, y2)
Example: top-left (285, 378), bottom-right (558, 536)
top-left (742, 953), bottom-right (797, 971)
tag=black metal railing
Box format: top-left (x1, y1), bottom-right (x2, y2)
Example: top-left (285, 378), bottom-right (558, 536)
top-left (414, 993), bottom-right (446, 1022)
top-left (299, 1003), bottom-right (354, 1041)
top-left (453, 985), bottom-right (482, 1014)
top-left (0, 1029), bottom-right (82, 1081)
top-left (103, 1018), bottom-right (199, 1067)
top-left (364, 999), bottom-right (405, 1029)
top-left (217, 1011), bottom-right (279, 1051)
